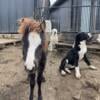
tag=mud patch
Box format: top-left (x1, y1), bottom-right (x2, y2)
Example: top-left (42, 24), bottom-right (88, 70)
top-left (0, 46), bottom-right (100, 100)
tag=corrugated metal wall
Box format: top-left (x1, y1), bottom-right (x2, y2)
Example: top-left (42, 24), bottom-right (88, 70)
top-left (50, 0), bottom-right (71, 32)
top-left (59, 1), bottom-right (71, 32)
top-left (50, 0), bottom-right (100, 33)
top-left (80, 0), bottom-right (91, 32)
top-left (0, 0), bottom-right (35, 33)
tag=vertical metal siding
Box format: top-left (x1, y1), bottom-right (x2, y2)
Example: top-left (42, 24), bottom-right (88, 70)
top-left (81, 0), bottom-right (91, 32)
top-left (0, 0), bottom-right (9, 33)
top-left (9, 0), bottom-right (17, 33)
top-left (50, 0), bottom-right (71, 32)
top-left (0, 0), bottom-right (35, 33)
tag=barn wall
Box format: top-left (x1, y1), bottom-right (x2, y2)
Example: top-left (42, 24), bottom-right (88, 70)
top-left (80, 0), bottom-right (91, 32)
top-left (50, 0), bottom-right (100, 33)
top-left (0, 0), bottom-right (35, 33)
top-left (50, 0), bottom-right (72, 32)
top-left (59, 1), bottom-right (71, 32)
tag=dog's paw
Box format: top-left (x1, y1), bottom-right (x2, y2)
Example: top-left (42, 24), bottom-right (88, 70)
top-left (65, 68), bottom-right (71, 74)
top-left (60, 70), bottom-right (66, 76)
top-left (75, 67), bottom-right (81, 79)
top-left (75, 72), bottom-right (81, 79)
top-left (38, 95), bottom-right (42, 100)
top-left (89, 65), bottom-right (97, 70)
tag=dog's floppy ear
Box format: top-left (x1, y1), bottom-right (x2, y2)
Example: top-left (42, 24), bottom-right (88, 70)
top-left (40, 20), bottom-right (46, 32)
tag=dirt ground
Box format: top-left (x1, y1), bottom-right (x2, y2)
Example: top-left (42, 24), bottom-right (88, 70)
top-left (0, 45), bottom-right (100, 100)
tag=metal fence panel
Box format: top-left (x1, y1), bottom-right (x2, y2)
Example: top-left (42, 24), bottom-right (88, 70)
top-left (48, 0), bottom-right (100, 33)
top-left (0, 0), bottom-right (34, 33)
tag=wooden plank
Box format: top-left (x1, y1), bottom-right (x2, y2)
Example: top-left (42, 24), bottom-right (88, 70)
top-left (0, 39), bottom-right (21, 49)
top-left (55, 42), bottom-right (100, 52)
top-left (0, 39), bottom-right (21, 44)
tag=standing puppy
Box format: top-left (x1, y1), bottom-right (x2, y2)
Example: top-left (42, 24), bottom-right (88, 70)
top-left (59, 32), bottom-right (96, 79)
top-left (48, 28), bottom-right (58, 51)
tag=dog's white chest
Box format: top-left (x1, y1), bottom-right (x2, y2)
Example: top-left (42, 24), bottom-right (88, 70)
top-left (78, 41), bottom-right (87, 60)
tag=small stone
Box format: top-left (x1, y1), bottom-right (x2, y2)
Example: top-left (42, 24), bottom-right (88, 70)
top-left (95, 95), bottom-right (100, 100)
top-left (85, 79), bottom-right (100, 92)
top-left (73, 91), bottom-right (81, 100)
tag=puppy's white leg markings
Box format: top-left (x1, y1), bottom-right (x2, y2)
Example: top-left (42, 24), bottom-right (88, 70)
top-left (61, 70), bottom-right (66, 76)
top-left (65, 68), bottom-right (71, 74)
top-left (66, 59), bottom-right (68, 63)
top-left (89, 65), bottom-right (97, 70)
top-left (75, 67), bottom-right (81, 79)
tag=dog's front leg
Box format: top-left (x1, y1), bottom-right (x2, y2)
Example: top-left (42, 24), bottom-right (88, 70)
top-left (83, 54), bottom-right (97, 70)
top-left (74, 58), bottom-right (81, 79)
top-left (75, 67), bottom-right (81, 79)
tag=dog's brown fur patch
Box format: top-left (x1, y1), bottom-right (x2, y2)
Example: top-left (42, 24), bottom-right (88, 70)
top-left (17, 17), bottom-right (44, 34)
top-left (17, 17), bottom-right (48, 52)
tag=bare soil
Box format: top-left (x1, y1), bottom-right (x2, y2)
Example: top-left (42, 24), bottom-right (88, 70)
top-left (0, 46), bottom-right (100, 100)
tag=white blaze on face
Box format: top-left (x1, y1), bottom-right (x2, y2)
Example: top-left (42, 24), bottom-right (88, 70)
top-left (25, 32), bottom-right (41, 70)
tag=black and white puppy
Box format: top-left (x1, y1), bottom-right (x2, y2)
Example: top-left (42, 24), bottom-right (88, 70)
top-left (59, 32), bottom-right (96, 79)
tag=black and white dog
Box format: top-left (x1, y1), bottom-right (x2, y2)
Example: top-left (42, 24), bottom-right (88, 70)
top-left (59, 32), bottom-right (96, 79)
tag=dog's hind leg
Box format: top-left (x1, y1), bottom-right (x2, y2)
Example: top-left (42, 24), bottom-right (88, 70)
top-left (64, 60), bottom-right (71, 74)
top-left (59, 58), bottom-right (71, 76)
top-left (64, 67), bottom-right (71, 74)
top-left (59, 58), bottom-right (66, 76)
top-left (83, 54), bottom-right (97, 70)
